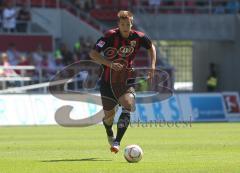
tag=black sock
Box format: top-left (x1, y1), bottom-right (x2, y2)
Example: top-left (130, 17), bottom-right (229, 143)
top-left (115, 111), bottom-right (130, 144)
top-left (103, 120), bottom-right (114, 137)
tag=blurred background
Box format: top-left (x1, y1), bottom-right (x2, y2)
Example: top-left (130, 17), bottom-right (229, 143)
top-left (0, 0), bottom-right (240, 124)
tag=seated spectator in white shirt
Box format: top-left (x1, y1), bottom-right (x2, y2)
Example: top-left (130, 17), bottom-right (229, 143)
top-left (32, 44), bottom-right (45, 69)
top-left (149, 0), bottom-right (161, 14)
top-left (6, 43), bottom-right (20, 66)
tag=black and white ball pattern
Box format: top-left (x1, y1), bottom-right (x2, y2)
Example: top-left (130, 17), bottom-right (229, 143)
top-left (124, 145), bottom-right (143, 163)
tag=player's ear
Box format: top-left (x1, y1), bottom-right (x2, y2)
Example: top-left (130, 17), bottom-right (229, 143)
top-left (130, 20), bottom-right (133, 27)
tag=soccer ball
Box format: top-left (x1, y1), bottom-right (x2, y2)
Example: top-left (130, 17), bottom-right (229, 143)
top-left (124, 144), bottom-right (143, 163)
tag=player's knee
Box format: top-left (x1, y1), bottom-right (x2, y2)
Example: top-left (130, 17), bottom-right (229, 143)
top-left (119, 94), bottom-right (136, 112)
top-left (123, 101), bottom-right (135, 112)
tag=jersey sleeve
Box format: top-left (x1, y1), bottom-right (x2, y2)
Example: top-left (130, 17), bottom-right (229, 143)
top-left (140, 35), bottom-right (152, 49)
top-left (93, 36), bottom-right (109, 53)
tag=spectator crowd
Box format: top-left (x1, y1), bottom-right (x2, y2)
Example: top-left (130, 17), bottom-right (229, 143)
top-left (71, 0), bottom-right (240, 14)
top-left (0, 37), bottom-right (94, 84)
top-left (0, 1), bottom-right (31, 33)
top-left (0, 0), bottom-right (238, 89)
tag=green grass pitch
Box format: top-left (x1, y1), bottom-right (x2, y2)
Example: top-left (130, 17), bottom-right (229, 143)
top-left (0, 123), bottom-right (239, 173)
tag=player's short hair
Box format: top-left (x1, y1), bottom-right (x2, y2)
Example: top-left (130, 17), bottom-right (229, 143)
top-left (117, 10), bottom-right (133, 24)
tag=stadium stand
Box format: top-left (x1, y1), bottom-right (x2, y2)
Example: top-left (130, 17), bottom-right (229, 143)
top-left (87, 0), bottom-right (239, 17)
top-left (1, 0), bottom-right (238, 92)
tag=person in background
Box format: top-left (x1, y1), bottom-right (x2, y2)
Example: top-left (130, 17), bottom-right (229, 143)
top-left (226, 0), bottom-right (239, 14)
top-left (74, 36), bottom-right (84, 60)
top-left (74, 0), bottom-right (85, 10)
top-left (6, 43), bottom-right (20, 65)
top-left (45, 53), bottom-right (61, 77)
top-left (2, 1), bottom-right (17, 32)
top-left (17, 54), bottom-right (30, 66)
top-left (83, 0), bottom-right (94, 12)
top-left (149, 0), bottom-right (161, 14)
top-left (0, 52), bottom-right (16, 76)
top-left (0, 0), bottom-right (4, 31)
top-left (16, 4), bottom-right (31, 32)
top-left (0, 52), bottom-right (19, 87)
top-left (40, 54), bottom-right (53, 81)
top-left (59, 43), bottom-right (74, 66)
top-left (85, 36), bottom-right (94, 50)
top-left (80, 36), bottom-right (93, 60)
top-left (53, 54), bottom-right (64, 72)
top-left (213, 1), bottom-right (225, 14)
top-left (16, 54), bottom-right (33, 77)
top-left (32, 44), bottom-right (45, 69)
top-left (206, 62), bottom-right (218, 92)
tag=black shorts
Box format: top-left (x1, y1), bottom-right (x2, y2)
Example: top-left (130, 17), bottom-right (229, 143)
top-left (99, 81), bottom-right (135, 111)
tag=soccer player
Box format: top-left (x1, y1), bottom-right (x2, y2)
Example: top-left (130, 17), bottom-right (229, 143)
top-left (89, 10), bottom-right (156, 153)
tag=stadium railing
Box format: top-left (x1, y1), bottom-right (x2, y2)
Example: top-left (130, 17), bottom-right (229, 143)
top-left (0, 21), bottom-right (48, 34)
top-left (0, 65), bottom-right (93, 93)
top-left (0, 65), bottom-right (36, 90)
top-left (0, 64), bottom-right (174, 94)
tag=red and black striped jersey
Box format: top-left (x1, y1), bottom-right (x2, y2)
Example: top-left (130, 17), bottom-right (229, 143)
top-left (93, 28), bottom-right (152, 83)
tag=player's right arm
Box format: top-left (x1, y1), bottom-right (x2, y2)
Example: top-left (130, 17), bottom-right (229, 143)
top-left (89, 36), bottom-right (123, 71)
top-left (89, 49), bottom-right (111, 67)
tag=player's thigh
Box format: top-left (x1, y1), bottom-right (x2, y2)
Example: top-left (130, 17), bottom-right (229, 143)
top-left (100, 82), bottom-right (118, 112)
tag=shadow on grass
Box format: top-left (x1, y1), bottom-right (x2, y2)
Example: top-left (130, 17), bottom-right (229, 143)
top-left (41, 158), bottom-right (112, 162)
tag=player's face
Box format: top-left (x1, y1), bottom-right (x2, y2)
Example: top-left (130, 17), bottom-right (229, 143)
top-left (118, 18), bottom-right (132, 38)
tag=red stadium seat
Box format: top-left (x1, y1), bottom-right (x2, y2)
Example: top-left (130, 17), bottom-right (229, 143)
top-left (0, 35), bottom-right (53, 52)
top-left (45, 0), bottom-right (57, 8)
top-left (96, 0), bottom-right (113, 8)
top-left (186, 0), bottom-right (196, 7)
top-left (174, 1), bottom-right (184, 13)
top-left (119, 0), bottom-right (129, 9)
top-left (186, 0), bottom-right (196, 13)
top-left (30, 0), bottom-right (43, 7)
top-left (16, 0), bottom-right (27, 6)
top-left (90, 9), bottom-right (117, 21)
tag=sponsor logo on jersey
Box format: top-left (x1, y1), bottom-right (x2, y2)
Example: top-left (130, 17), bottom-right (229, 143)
top-left (130, 41), bottom-right (136, 47)
top-left (118, 46), bottom-right (134, 57)
top-left (104, 47), bottom-right (118, 59)
top-left (103, 46), bottom-right (135, 58)
top-left (97, 40), bottom-right (105, 48)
